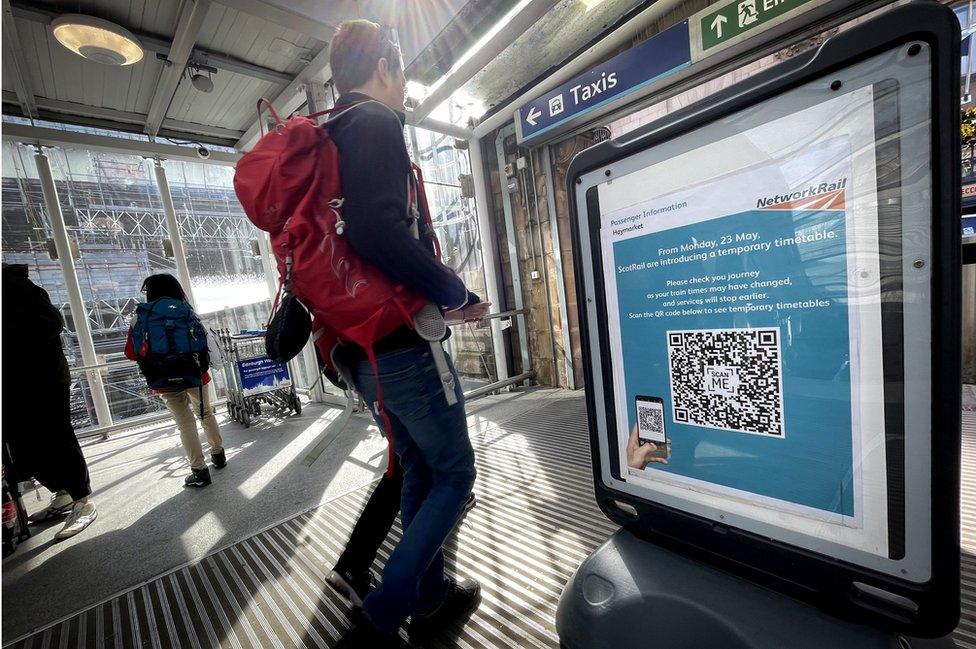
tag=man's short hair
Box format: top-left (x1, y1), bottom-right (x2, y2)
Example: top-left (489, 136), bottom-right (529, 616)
top-left (329, 20), bottom-right (402, 94)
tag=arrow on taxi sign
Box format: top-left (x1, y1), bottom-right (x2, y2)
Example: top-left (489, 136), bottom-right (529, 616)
top-left (525, 106), bottom-right (542, 126)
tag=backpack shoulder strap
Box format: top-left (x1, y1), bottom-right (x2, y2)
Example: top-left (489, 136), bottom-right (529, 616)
top-left (323, 99), bottom-right (399, 127)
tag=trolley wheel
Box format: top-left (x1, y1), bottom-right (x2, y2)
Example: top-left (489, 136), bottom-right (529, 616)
top-left (292, 394), bottom-right (302, 415)
top-left (252, 401), bottom-right (262, 416)
top-left (241, 407), bottom-right (251, 428)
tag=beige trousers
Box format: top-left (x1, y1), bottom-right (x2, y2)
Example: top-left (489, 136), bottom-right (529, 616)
top-left (160, 388), bottom-right (223, 470)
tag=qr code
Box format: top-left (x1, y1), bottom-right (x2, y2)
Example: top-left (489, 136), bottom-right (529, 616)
top-left (637, 405), bottom-right (663, 434)
top-left (666, 328), bottom-right (785, 437)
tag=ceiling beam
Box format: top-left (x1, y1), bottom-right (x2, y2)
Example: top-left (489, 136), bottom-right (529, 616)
top-left (1, 92), bottom-right (245, 141)
top-left (210, 0), bottom-right (339, 42)
top-left (2, 122), bottom-right (241, 166)
top-left (10, 1), bottom-right (293, 86)
top-left (2, 0), bottom-right (38, 117)
top-left (235, 45), bottom-right (333, 150)
top-left (144, 0), bottom-right (211, 137)
top-left (410, 0), bottom-right (559, 124)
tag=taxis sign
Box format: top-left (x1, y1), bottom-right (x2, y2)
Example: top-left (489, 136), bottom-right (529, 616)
top-left (515, 21), bottom-right (690, 144)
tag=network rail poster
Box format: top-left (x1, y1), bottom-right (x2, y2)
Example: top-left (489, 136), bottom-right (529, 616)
top-left (599, 86), bottom-right (889, 555)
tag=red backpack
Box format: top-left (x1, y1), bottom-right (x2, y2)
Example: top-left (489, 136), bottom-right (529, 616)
top-left (234, 99), bottom-right (439, 473)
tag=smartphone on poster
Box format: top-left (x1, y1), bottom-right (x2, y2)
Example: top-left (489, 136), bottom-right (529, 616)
top-left (635, 395), bottom-right (669, 461)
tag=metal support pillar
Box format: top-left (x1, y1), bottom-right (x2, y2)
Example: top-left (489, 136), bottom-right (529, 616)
top-left (541, 145), bottom-right (576, 389)
top-left (304, 81), bottom-right (333, 123)
top-left (300, 340), bottom-right (325, 403)
top-left (469, 136), bottom-right (511, 383)
top-left (34, 148), bottom-right (113, 428)
top-left (153, 159), bottom-right (195, 308)
top-left (495, 126), bottom-right (532, 379)
top-left (256, 231), bottom-right (278, 302)
top-left (153, 158), bottom-right (217, 401)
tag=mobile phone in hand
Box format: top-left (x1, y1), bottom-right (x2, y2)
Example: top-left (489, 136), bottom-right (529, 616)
top-left (636, 395), bottom-right (670, 461)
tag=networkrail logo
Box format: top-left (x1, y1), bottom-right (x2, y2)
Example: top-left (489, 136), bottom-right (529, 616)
top-left (755, 178), bottom-right (848, 211)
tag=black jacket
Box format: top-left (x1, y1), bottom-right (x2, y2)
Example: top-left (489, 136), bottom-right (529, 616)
top-left (328, 93), bottom-right (477, 310)
top-left (1, 263), bottom-right (71, 387)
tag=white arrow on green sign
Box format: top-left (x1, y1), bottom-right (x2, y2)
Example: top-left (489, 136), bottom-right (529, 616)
top-left (690, 0), bottom-right (828, 61)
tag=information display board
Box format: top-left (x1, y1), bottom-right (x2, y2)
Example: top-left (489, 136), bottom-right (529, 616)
top-left (237, 357), bottom-right (291, 396)
top-left (568, 4), bottom-right (960, 636)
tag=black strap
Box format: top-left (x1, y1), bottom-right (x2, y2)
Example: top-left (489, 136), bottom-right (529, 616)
top-left (141, 300), bottom-right (161, 354)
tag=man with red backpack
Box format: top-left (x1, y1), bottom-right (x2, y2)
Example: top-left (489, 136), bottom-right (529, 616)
top-left (321, 20), bottom-right (489, 648)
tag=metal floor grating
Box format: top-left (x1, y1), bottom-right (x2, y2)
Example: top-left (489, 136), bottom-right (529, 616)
top-left (954, 410), bottom-right (976, 649)
top-left (3, 395), bottom-right (617, 649)
top-left (7, 397), bottom-right (974, 648)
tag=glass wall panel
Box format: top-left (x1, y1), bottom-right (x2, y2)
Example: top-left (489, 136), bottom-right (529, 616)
top-left (2, 142), bottom-right (175, 431)
top-left (1, 143), bottom-right (275, 431)
top-left (158, 159), bottom-right (274, 400)
top-left (408, 126), bottom-right (496, 389)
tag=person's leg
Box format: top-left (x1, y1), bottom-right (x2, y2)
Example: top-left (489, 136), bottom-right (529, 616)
top-left (328, 448), bottom-right (406, 606)
top-left (334, 459), bottom-right (403, 577)
top-left (30, 382), bottom-right (92, 502)
top-left (55, 383), bottom-right (92, 502)
top-left (354, 345), bottom-right (475, 634)
top-left (160, 390), bottom-right (207, 470)
top-left (48, 382), bottom-right (96, 540)
top-left (187, 387), bottom-right (223, 454)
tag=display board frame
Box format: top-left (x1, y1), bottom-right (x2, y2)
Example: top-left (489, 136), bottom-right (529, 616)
top-left (566, 3), bottom-right (960, 637)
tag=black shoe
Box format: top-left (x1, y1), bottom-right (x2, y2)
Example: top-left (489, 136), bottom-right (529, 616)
top-left (211, 450), bottom-right (227, 469)
top-left (336, 610), bottom-right (408, 649)
top-left (408, 577), bottom-right (481, 641)
top-left (184, 467), bottom-right (212, 488)
top-left (327, 568), bottom-right (375, 608)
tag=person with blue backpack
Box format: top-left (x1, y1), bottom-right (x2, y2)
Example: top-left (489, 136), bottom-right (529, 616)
top-left (124, 274), bottom-right (225, 488)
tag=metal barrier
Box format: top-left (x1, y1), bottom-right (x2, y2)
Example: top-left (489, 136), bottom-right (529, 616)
top-left (69, 309), bottom-right (535, 441)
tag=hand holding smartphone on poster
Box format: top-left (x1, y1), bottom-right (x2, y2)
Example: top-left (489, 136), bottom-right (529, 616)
top-left (628, 394), bottom-right (671, 469)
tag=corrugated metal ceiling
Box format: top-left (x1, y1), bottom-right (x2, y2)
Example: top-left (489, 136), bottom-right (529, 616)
top-left (461, 0), bottom-right (647, 112)
top-left (193, 3), bottom-right (322, 75)
top-left (1, 0), bottom-right (338, 145)
top-left (2, 0), bottom-right (657, 146)
top-left (25, 0), bottom-right (183, 40)
top-left (14, 16), bottom-right (165, 114)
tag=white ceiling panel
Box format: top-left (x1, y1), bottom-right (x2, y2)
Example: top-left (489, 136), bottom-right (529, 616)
top-left (17, 16), bottom-right (165, 114)
top-left (2, 53), bottom-right (20, 94)
top-left (166, 69), bottom-right (271, 130)
top-left (196, 3), bottom-right (323, 75)
top-left (25, 0), bottom-right (182, 37)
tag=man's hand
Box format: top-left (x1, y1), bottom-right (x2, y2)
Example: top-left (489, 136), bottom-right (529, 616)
top-left (444, 301), bottom-right (491, 324)
top-left (627, 424), bottom-right (669, 469)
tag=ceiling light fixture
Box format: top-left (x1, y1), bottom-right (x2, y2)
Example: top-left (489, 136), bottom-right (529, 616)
top-left (581, 0), bottom-right (607, 11)
top-left (52, 14), bottom-right (144, 66)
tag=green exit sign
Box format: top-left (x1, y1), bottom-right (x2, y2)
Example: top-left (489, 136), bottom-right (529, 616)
top-left (692, 0), bottom-right (823, 60)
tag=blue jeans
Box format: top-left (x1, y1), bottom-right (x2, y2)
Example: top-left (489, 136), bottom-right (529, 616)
top-left (350, 343), bottom-right (476, 634)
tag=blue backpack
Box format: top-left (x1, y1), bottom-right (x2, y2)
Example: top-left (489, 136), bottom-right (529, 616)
top-left (131, 298), bottom-right (210, 390)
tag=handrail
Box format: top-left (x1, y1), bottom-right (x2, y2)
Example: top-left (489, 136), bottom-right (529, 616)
top-left (463, 371), bottom-right (536, 401)
top-left (69, 358), bottom-right (135, 374)
top-left (70, 309), bottom-right (527, 376)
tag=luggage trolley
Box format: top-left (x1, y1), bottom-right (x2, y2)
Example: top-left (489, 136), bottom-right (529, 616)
top-left (218, 329), bottom-right (301, 427)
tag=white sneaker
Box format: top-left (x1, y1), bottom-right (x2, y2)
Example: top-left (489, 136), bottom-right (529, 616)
top-left (54, 501), bottom-right (97, 540)
top-left (28, 491), bottom-right (73, 523)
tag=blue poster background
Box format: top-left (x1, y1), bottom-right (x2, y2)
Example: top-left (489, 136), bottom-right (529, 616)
top-left (613, 207), bottom-right (855, 515)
